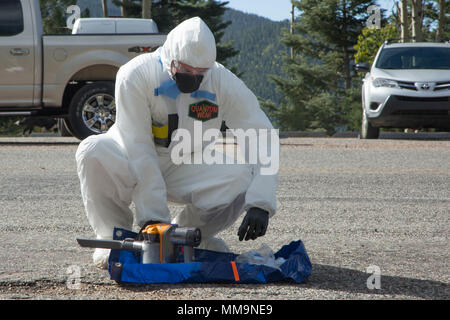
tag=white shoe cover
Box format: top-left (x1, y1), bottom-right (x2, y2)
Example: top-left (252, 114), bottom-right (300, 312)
top-left (92, 248), bottom-right (111, 269)
top-left (198, 237), bottom-right (230, 253)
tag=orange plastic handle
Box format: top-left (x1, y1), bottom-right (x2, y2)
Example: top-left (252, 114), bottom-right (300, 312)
top-left (142, 223), bottom-right (172, 263)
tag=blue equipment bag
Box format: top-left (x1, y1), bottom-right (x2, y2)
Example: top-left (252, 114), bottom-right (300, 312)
top-left (108, 228), bottom-right (312, 284)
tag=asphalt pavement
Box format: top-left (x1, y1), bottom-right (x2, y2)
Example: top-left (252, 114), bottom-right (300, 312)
top-left (0, 133), bottom-right (448, 300)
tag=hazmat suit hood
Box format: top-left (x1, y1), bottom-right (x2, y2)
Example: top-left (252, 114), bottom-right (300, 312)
top-left (160, 17), bottom-right (217, 72)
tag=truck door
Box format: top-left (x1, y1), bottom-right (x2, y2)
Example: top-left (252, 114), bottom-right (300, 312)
top-left (0, 0), bottom-right (35, 107)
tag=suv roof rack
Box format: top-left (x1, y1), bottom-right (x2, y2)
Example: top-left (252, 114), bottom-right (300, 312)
top-left (384, 38), bottom-right (450, 45)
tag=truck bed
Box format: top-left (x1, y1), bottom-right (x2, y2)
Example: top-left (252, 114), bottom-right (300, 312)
top-left (41, 33), bottom-right (166, 107)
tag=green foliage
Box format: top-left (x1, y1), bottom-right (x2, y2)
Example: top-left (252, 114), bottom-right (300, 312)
top-left (341, 87), bottom-right (363, 132)
top-left (40, 0), bottom-right (90, 34)
top-left (168, 0), bottom-right (239, 67)
top-left (39, 0), bottom-right (77, 34)
top-left (387, 0), bottom-right (449, 41)
top-left (354, 24), bottom-right (399, 65)
top-left (222, 9), bottom-right (288, 103)
top-left (27, 0), bottom-right (447, 136)
top-left (259, 98), bottom-right (283, 129)
top-left (111, 0), bottom-right (238, 67)
top-left (0, 117), bottom-right (22, 136)
top-left (269, 0), bottom-right (373, 134)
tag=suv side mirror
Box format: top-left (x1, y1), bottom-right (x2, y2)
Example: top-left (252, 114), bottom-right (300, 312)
top-left (355, 62), bottom-right (370, 73)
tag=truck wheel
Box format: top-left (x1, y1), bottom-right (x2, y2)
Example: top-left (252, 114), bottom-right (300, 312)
top-left (58, 119), bottom-right (73, 137)
top-left (68, 81), bottom-right (115, 140)
top-left (360, 111), bottom-right (380, 139)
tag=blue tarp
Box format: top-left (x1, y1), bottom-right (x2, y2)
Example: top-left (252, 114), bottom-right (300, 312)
top-left (108, 228), bottom-right (312, 284)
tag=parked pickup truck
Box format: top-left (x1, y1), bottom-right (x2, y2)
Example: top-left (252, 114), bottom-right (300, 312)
top-left (0, 0), bottom-right (166, 139)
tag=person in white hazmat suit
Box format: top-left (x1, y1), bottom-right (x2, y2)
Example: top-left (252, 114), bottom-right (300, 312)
top-left (75, 17), bottom-right (279, 268)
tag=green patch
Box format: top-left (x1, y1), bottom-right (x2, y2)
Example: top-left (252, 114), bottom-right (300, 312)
top-left (188, 100), bottom-right (219, 122)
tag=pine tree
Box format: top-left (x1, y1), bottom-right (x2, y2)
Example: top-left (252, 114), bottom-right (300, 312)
top-left (267, 0), bottom-right (373, 134)
top-left (112, 0), bottom-right (238, 67)
top-left (39, 0), bottom-right (77, 34)
top-left (435, 0), bottom-right (448, 39)
top-left (168, 0), bottom-right (238, 65)
top-left (39, 0), bottom-right (90, 34)
top-left (392, 0), bottom-right (448, 42)
top-left (111, 0), bottom-right (141, 18)
top-left (101, 0), bottom-right (108, 17)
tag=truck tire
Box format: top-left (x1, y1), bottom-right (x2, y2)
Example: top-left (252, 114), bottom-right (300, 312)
top-left (58, 118), bottom-right (73, 137)
top-left (68, 81), bottom-right (115, 140)
top-left (360, 110), bottom-right (380, 139)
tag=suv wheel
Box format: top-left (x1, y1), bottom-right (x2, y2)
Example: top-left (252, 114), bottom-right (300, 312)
top-left (68, 81), bottom-right (115, 140)
top-left (360, 110), bottom-right (380, 139)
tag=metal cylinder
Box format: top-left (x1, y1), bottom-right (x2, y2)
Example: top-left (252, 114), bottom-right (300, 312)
top-left (170, 227), bottom-right (201, 247)
top-left (141, 241), bottom-right (161, 264)
top-left (183, 246), bottom-right (194, 263)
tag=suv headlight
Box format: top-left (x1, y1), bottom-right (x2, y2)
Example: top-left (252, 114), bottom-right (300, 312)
top-left (372, 78), bottom-right (399, 88)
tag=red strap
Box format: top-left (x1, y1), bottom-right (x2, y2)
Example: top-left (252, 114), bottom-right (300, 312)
top-left (231, 261), bottom-right (240, 282)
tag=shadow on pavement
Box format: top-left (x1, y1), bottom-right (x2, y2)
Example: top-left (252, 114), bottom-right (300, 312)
top-left (301, 264), bottom-right (449, 299)
top-left (114, 263), bottom-right (449, 299)
top-left (0, 137), bottom-right (79, 145)
top-left (379, 132), bottom-right (450, 140)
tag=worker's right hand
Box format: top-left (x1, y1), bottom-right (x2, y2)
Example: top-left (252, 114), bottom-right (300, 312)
top-left (136, 220), bottom-right (161, 241)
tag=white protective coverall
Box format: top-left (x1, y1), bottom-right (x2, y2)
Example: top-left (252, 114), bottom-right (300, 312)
top-left (75, 17), bottom-right (278, 266)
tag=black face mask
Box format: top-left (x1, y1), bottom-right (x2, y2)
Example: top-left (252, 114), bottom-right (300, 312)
top-left (173, 73), bottom-right (204, 93)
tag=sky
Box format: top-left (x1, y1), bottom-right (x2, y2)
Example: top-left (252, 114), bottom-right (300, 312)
top-left (224, 0), bottom-right (396, 22)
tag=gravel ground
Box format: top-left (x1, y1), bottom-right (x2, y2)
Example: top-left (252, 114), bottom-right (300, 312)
top-left (0, 133), bottom-right (449, 300)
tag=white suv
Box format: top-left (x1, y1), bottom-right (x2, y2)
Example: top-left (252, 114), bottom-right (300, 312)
top-left (355, 41), bottom-right (450, 139)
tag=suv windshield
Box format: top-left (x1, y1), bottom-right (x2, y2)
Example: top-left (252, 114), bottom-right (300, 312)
top-left (375, 47), bottom-right (450, 69)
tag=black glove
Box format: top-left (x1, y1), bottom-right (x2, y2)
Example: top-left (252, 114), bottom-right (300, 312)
top-left (237, 207), bottom-right (269, 241)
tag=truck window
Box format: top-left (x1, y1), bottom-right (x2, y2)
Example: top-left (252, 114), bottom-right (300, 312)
top-left (0, 0), bottom-right (24, 37)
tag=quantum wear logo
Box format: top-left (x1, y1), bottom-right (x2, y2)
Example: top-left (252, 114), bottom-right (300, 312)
top-left (188, 100), bottom-right (219, 122)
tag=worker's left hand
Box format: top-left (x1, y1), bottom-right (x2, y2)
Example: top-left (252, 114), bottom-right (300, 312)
top-left (238, 207), bottom-right (269, 241)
